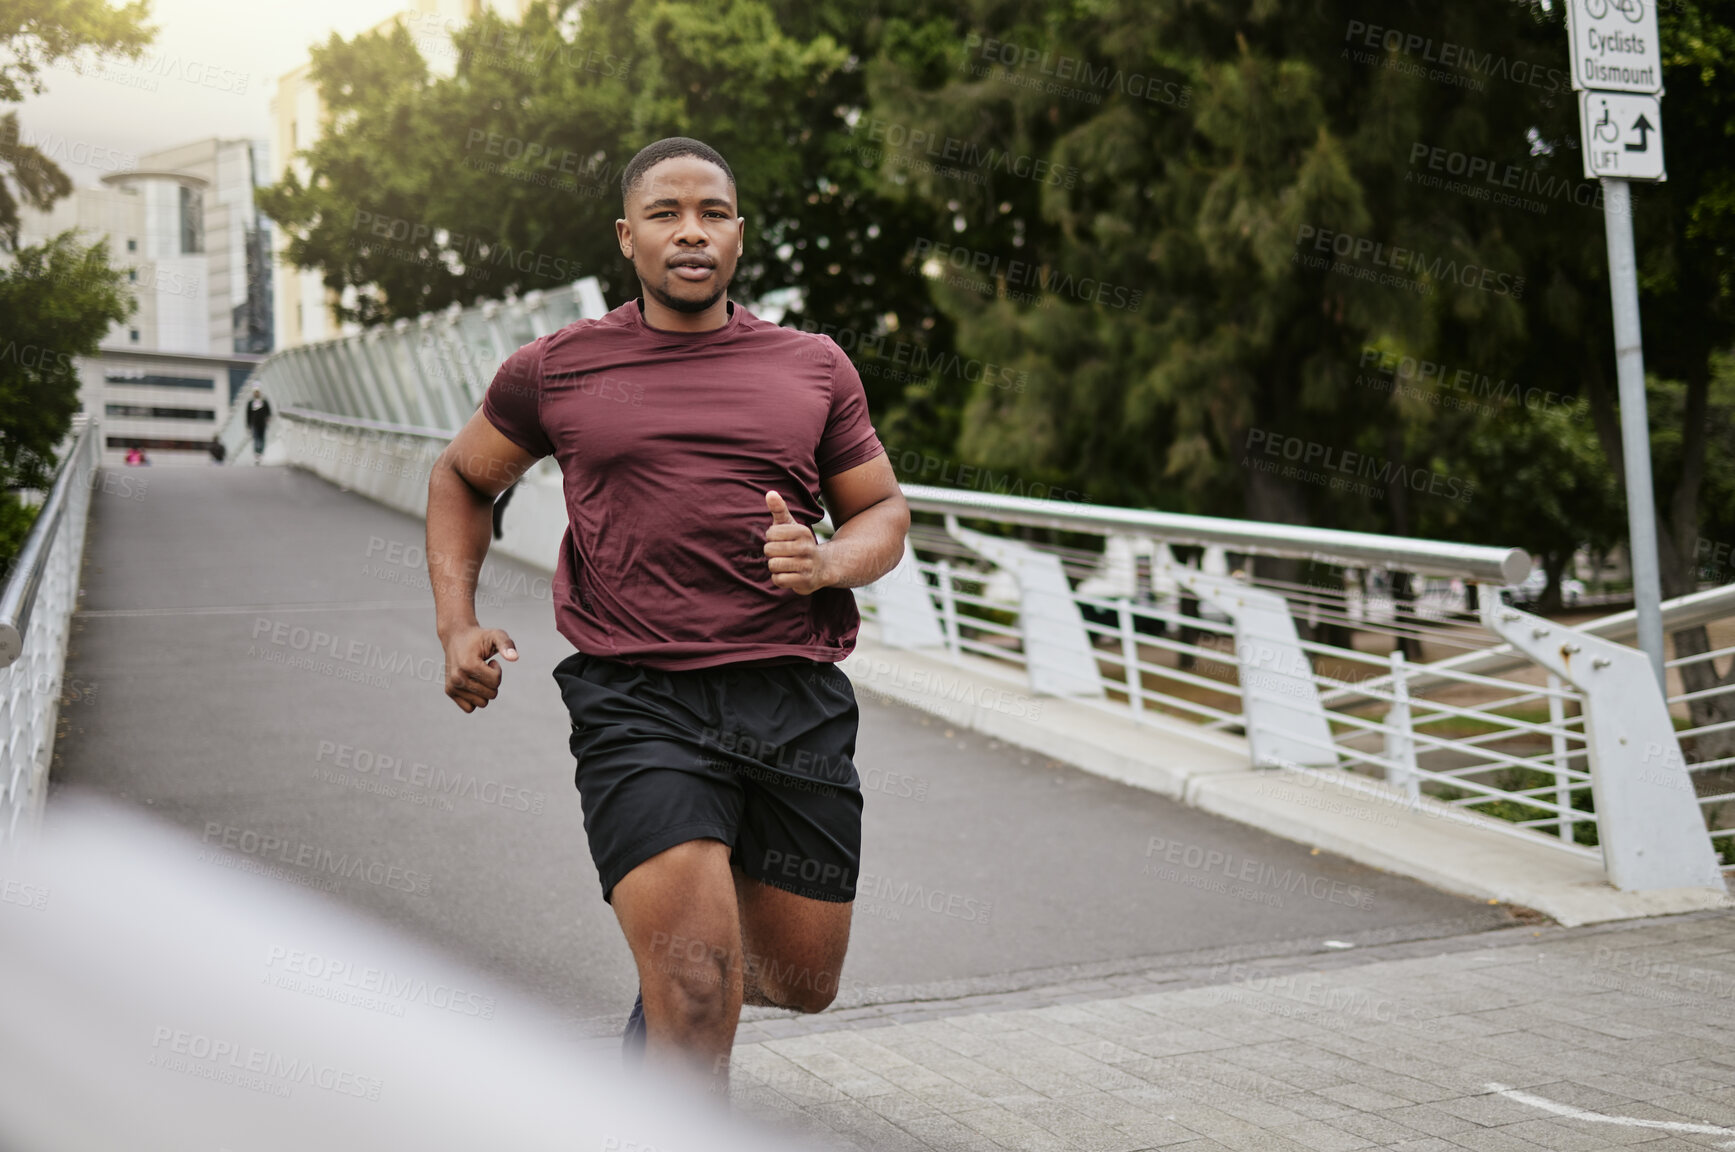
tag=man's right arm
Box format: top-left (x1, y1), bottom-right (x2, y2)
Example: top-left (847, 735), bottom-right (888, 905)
top-left (427, 409), bottom-right (543, 712)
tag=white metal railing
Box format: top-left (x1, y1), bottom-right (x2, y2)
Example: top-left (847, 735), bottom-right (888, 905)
top-left (0, 418), bottom-right (98, 846)
top-left (858, 494), bottom-right (1726, 891)
top-left (218, 278), bottom-right (609, 451)
top-left (211, 277), bottom-right (1726, 895)
top-left (1657, 583), bottom-right (1735, 863)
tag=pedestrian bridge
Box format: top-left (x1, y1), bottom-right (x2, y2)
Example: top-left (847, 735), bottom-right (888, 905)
top-left (4, 278), bottom-right (1733, 1053)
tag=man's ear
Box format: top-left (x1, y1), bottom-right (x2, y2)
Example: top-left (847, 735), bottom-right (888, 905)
top-left (615, 217), bottom-right (633, 259)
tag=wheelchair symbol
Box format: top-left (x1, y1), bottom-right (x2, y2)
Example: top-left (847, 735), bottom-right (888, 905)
top-left (1593, 101), bottom-right (1620, 143)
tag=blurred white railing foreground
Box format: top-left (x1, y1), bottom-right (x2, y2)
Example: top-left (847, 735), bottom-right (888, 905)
top-left (0, 418), bottom-right (98, 845)
top-left (223, 279), bottom-right (1727, 897)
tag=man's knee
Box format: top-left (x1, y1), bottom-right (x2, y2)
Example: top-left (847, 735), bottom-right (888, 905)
top-left (751, 951), bottom-right (840, 1013)
top-left (642, 931), bottom-right (734, 1025)
top-left (783, 983), bottom-right (837, 1014)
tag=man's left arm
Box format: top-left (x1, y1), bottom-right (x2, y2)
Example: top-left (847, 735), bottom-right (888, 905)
top-left (763, 453), bottom-right (909, 595)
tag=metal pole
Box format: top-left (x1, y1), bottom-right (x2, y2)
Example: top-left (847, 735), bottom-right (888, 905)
top-left (1601, 176), bottom-right (1666, 691)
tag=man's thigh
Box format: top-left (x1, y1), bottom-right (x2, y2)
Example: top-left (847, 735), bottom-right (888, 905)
top-left (612, 839), bottom-right (742, 997)
top-left (734, 871), bottom-right (852, 1006)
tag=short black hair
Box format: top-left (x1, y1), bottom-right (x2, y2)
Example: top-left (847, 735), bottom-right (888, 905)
top-left (619, 137), bottom-right (736, 210)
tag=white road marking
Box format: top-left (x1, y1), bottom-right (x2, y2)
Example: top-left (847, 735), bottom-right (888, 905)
top-left (1487, 1082), bottom-right (1735, 1147)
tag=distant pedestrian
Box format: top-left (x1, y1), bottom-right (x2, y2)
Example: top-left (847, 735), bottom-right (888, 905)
top-left (245, 386), bottom-right (272, 457)
top-left (208, 436), bottom-right (227, 464)
top-left (124, 446), bottom-right (147, 466)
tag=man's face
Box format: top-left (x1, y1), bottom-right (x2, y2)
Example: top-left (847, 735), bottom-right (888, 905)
top-left (615, 156), bottom-right (743, 314)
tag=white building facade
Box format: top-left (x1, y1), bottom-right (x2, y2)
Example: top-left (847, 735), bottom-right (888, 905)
top-left (17, 137), bottom-right (272, 465)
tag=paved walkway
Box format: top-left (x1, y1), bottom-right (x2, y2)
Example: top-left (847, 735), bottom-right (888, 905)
top-left (730, 910), bottom-right (1735, 1151)
top-left (55, 465), bottom-right (1511, 1038)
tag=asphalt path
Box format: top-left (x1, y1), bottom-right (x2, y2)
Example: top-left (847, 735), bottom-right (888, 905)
top-left (52, 466), bottom-right (1513, 1041)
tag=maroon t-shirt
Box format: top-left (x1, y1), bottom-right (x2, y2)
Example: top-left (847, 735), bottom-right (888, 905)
top-left (482, 298), bottom-right (886, 670)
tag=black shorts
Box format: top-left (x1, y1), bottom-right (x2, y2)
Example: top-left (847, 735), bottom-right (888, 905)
top-left (552, 651), bottom-right (863, 905)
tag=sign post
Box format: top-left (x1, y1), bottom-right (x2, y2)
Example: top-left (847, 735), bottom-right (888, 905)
top-left (1568, 0), bottom-right (1667, 690)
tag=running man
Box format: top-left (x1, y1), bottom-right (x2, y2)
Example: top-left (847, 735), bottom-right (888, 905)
top-left (424, 137), bottom-right (909, 1091)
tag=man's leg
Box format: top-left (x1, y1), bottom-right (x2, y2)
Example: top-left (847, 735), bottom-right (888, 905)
top-left (734, 872), bottom-right (851, 1013)
top-left (610, 838), bottom-right (744, 1087)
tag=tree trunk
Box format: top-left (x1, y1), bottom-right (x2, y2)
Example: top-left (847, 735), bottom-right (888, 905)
top-left (1578, 340), bottom-right (1728, 750)
top-left (1537, 551), bottom-right (1568, 615)
top-left (1243, 451), bottom-right (1313, 648)
top-left (1660, 360), bottom-right (1712, 599)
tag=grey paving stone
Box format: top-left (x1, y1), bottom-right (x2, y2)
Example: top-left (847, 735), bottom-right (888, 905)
top-left (1495, 1117), bottom-right (1641, 1151)
top-left (1512, 1079), bottom-right (1644, 1113)
top-left (1438, 1126), bottom-right (1555, 1152)
top-left (1198, 1130), bottom-right (1324, 1152)
top-left (1647, 1090), bottom-right (1735, 1124)
top-left (1325, 1110), bottom-right (1430, 1145)
top-left (1278, 1093), bottom-right (1362, 1122)
top-left (998, 1096), bottom-right (1154, 1151)
top-left (1317, 1081), bottom-right (1428, 1112)
top-left (721, 915), bottom-right (1735, 1152)
top-left (804, 1098), bottom-right (939, 1152)
top-left (1377, 1104), bottom-right (1483, 1138)
top-left (1279, 1119), bottom-right (1380, 1151)
top-left (1435, 1093), bottom-right (1567, 1128)
top-left (892, 1111), bottom-right (1016, 1151)
top-left (1121, 1098), bottom-right (1264, 1141)
top-left (950, 1103), bottom-right (1079, 1151)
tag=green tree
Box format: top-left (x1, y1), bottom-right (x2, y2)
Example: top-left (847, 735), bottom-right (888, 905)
top-left (0, 231), bottom-right (132, 571)
top-left (259, 1), bottom-right (963, 450)
top-left (865, 1), bottom-right (1584, 543)
top-left (0, 0), bottom-right (151, 573)
top-left (0, 0), bottom-right (155, 247)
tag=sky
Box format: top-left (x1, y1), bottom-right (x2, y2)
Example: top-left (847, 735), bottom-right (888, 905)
top-left (17, 0), bottom-right (415, 187)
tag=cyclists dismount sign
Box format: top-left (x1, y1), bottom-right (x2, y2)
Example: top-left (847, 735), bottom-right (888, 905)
top-left (1568, 0), bottom-right (1666, 182)
top-left (1566, 0), bottom-right (1663, 94)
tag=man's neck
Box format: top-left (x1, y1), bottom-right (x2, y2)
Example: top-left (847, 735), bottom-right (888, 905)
top-left (638, 294), bottom-right (731, 333)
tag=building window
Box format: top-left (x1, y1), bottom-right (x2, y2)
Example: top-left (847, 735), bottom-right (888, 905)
top-left (179, 185), bottom-right (205, 254)
top-left (104, 372), bottom-right (215, 390)
top-left (128, 269), bottom-right (137, 282)
top-left (127, 238), bottom-right (137, 252)
top-left (128, 330), bottom-right (140, 343)
top-left (105, 403), bottom-right (216, 421)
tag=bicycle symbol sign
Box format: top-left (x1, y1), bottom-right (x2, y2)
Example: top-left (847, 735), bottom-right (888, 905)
top-left (1567, 0), bottom-right (1662, 93)
top-left (1584, 0), bottom-right (1644, 23)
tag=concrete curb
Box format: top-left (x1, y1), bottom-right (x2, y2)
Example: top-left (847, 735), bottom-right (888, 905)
top-left (837, 635), bottom-right (1733, 928)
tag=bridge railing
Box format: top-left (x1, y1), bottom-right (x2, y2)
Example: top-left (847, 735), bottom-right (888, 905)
top-left (219, 279), bottom-right (609, 453)
top-left (0, 417), bottom-right (98, 846)
top-left (859, 488), bottom-right (1727, 893)
top-left (221, 279), bottom-right (1725, 896)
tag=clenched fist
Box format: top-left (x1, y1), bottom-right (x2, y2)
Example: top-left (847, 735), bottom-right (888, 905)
top-left (440, 624), bottom-right (518, 712)
top-left (762, 490), bottom-right (831, 596)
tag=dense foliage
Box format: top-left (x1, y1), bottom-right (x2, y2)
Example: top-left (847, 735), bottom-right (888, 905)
top-left (261, 0), bottom-right (1735, 601)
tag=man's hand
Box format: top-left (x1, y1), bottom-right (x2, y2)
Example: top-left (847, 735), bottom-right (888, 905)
top-left (763, 490), bottom-right (831, 596)
top-left (440, 624), bottom-right (519, 713)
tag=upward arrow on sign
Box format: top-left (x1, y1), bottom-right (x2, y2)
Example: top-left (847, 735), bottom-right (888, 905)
top-left (1626, 114), bottom-right (1654, 151)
